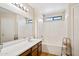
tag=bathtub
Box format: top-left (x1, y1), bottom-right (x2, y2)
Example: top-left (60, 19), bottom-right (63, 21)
top-left (42, 42), bottom-right (62, 56)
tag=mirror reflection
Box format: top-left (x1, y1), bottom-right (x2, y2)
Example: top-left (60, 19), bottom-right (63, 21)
top-left (0, 4), bottom-right (33, 44)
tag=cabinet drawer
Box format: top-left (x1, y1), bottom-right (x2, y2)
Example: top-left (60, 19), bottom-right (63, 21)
top-left (32, 44), bottom-right (38, 51)
top-left (32, 49), bottom-right (38, 56)
top-left (19, 49), bottom-right (31, 56)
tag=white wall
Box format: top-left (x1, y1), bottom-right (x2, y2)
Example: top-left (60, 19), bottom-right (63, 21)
top-left (65, 4), bottom-right (79, 56)
top-left (37, 11), bottom-right (67, 55)
top-left (0, 16), bottom-right (1, 43)
top-left (37, 18), bottom-right (43, 38)
top-left (17, 15), bottom-right (32, 39)
top-left (70, 4), bottom-right (79, 56)
top-left (33, 9), bottom-right (40, 38)
top-left (73, 7), bottom-right (79, 55)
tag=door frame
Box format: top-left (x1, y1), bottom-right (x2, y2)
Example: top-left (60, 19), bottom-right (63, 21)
top-left (70, 4), bottom-right (79, 56)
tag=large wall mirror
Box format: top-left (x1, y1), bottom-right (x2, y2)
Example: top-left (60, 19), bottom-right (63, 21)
top-left (0, 4), bottom-right (33, 44)
top-left (0, 7), bottom-right (17, 43)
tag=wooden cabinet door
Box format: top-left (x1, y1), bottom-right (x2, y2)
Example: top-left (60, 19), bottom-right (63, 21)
top-left (38, 45), bottom-right (42, 56)
top-left (32, 49), bottom-right (38, 56)
top-left (19, 49), bottom-right (31, 56)
top-left (19, 41), bottom-right (42, 56)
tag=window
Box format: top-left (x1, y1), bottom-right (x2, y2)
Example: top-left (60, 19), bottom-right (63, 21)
top-left (53, 16), bottom-right (62, 21)
top-left (25, 18), bottom-right (32, 24)
top-left (45, 16), bottom-right (62, 22)
top-left (28, 20), bottom-right (32, 23)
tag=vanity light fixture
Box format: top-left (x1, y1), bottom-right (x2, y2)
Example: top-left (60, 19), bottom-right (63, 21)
top-left (11, 3), bottom-right (29, 12)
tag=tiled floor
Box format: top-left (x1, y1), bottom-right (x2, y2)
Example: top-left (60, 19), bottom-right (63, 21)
top-left (40, 52), bottom-right (57, 56)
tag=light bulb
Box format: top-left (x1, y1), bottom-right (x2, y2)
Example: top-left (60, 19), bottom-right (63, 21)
top-left (24, 7), bottom-right (26, 10)
top-left (15, 3), bottom-right (19, 4)
top-left (26, 9), bottom-right (29, 11)
top-left (20, 4), bottom-right (23, 7)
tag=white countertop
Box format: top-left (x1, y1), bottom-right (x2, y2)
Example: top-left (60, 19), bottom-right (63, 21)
top-left (0, 38), bottom-right (42, 56)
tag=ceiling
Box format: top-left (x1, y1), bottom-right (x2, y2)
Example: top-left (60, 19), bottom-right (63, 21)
top-left (28, 3), bottom-right (68, 15)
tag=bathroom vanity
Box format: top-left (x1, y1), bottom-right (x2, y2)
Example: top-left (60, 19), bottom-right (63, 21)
top-left (19, 41), bottom-right (42, 56)
top-left (0, 39), bottom-right (42, 56)
top-left (0, 4), bottom-right (42, 56)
